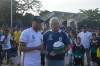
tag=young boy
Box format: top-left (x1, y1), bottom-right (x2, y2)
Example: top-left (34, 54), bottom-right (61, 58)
top-left (10, 41), bottom-right (20, 65)
top-left (90, 33), bottom-right (99, 66)
top-left (68, 31), bottom-right (76, 66)
top-left (72, 37), bottom-right (85, 66)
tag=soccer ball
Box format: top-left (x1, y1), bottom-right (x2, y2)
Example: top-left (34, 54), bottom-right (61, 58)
top-left (53, 41), bottom-right (65, 53)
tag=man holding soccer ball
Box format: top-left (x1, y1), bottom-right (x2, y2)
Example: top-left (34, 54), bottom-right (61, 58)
top-left (43, 17), bottom-right (71, 66)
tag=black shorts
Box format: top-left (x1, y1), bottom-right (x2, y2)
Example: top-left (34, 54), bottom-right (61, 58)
top-left (91, 52), bottom-right (97, 62)
top-left (73, 56), bottom-right (83, 66)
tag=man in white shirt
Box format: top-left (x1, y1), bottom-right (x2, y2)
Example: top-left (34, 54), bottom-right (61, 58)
top-left (19, 16), bottom-right (50, 66)
top-left (78, 25), bottom-right (92, 66)
top-left (0, 29), bottom-right (12, 66)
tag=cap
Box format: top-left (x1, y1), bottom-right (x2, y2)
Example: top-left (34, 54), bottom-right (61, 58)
top-left (82, 25), bottom-right (87, 28)
top-left (32, 16), bottom-right (44, 22)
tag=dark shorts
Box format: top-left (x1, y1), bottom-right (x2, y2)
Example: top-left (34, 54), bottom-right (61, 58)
top-left (73, 56), bottom-right (83, 66)
top-left (91, 52), bottom-right (97, 62)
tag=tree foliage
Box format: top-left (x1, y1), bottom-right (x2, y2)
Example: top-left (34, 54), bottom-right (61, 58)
top-left (78, 8), bottom-right (100, 28)
top-left (0, 0), bottom-right (42, 26)
top-left (39, 10), bottom-right (50, 16)
top-left (21, 13), bottom-right (34, 27)
top-left (17, 0), bottom-right (43, 14)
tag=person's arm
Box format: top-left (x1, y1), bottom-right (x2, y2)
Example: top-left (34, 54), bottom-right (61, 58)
top-left (63, 32), bottom-right (71, 53)
top-left (56, 32), bottom-right (71, 54)
top-left (1, 35), bottom-right (7, 44)
top-left (79, 45), bottom-right (85, 57)
top-left (19, 30), bottom-right (44, 52)
top-left (19, 42), bottom-right (44, 52)
top-left (72, 45), bottom-right (77, 57)
top-left (40, 50), bottom-right (48, 54)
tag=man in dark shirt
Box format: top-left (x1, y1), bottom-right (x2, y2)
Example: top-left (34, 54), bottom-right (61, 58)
top-left (43, 17), bottom-right (70, 66)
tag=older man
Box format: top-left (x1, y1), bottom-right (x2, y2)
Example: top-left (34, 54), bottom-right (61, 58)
top-left (43, 17), bottom-right (70, 66)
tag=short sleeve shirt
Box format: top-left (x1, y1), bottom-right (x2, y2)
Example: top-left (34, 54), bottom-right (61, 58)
top-left (43, 30), bottom-right (70, 60)
top-left (19, 28), bottom-right (43, 66)
top-left (1, 34), bottom-right (11, 50)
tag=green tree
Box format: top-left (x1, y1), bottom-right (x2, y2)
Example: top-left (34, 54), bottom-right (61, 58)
top-left (78, 8), bottom-right (100, 28)
top-left (39, 10), bottom-right (50, 16)
top-left (0, 0), bottom-right (43, 26)
top-left (18, 0), bottom-right (43, 14)
top-left (21, 13), bottom-right (34, 27)
top-left (0, 0), bottom-right (23, 25)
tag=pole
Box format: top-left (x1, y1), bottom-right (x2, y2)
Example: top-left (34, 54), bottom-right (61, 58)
top-left (11, 0), bottom-right (12, 28)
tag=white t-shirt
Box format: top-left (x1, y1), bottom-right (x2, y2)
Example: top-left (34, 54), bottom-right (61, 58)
top-left (19, 28), bottom-right (43, 66)
top-left (1, 34), bottom-right (11, 50)
top-left (78, 31), bottom-right (92, 48)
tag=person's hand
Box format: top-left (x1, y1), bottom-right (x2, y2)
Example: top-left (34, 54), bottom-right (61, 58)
top-left (49, 51), bottom-right (57, 56)
top-left (75, 55), bottom-right (78, 58)
top-left (56, 50), bottom-right (65, 54)
top-left (36, 44), bottom-right (44, 51)
top-left (78, 56), bottom-right (81, 58)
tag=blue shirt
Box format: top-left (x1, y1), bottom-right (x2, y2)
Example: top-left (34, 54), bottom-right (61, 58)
top-left (43, 30), bottom-right (71, 60)
top-left (0, 32), bottom-right (2, 37)
top-left (0, 32), bottom-right (2, 46)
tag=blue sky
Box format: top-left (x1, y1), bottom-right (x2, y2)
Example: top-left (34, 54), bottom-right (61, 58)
top-left (41, 0), bottom-right (100, 13)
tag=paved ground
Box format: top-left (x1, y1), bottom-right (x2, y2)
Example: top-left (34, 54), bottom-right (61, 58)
top-left (2, 53), bottom-right (87, 66)
top-left (1, 56), bottom-right (21, 66)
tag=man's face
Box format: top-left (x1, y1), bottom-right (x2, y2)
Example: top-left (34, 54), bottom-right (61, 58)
top-left (82, 27), bottom-right (87, 32)
top-left (97, 30), bottom-right (100, 36)
top-left (32, 21), bottom-right (41, 30)
top-left (51, 19), bottom-right (60, 31)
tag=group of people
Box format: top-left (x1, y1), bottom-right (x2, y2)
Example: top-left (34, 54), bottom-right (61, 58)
top-left (67, 25), bottom-right (100, 66)
top-left (0, 16), bottom-right (100, 66)
top-left (0, 27), bottom-right (21, 66)
top-left (19, 16), bottom-right (100, 66)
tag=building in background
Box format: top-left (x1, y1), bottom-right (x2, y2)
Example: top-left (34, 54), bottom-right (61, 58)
top-left (41, 11), bottom-right (87, 27)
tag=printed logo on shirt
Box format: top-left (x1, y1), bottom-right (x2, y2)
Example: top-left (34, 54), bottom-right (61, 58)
top-left (80, 47), bottom-right (82, 49)
top-left (32, 35), bottom-right (35, 40)
top-left (59, 37), bottom-right (62, 41)
top-left (49, 34), bottom-right (53, 40)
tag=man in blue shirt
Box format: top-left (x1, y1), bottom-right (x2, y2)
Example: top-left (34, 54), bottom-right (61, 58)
top-left (43, 17), bottom-right (70, 66)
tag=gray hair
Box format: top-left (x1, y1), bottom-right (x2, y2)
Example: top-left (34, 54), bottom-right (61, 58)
top-left (49, 17), bottom-right (60, 27)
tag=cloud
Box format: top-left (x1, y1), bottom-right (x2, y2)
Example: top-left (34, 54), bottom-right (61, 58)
top-left (41, 0), bottom-right (100, 13)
